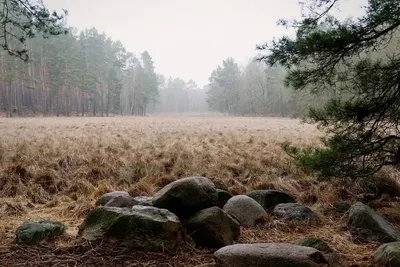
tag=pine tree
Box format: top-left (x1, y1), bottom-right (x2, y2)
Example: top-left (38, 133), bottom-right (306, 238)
top-left (258, 0), bottom-right (400, 178)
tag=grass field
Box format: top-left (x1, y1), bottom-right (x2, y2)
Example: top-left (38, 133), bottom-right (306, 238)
top-left (0, 115), bottom-right (398, 266)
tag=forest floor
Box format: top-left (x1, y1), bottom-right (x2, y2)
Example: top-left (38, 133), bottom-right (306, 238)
top-left (0, 115), bottom-right (399, 266)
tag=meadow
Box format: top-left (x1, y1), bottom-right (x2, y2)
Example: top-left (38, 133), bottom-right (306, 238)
top-left (0, 115), bottom-right (398, 266)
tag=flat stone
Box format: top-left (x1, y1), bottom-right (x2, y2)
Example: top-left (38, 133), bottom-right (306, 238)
top-left (214, 243), bottom-right (328, 267)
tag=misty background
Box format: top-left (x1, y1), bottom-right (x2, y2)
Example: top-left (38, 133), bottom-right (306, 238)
top-left (0, 0), bottom-right (366, 117)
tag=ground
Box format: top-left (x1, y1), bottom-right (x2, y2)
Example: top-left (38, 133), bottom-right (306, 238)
top-left (0, 115), bottom-right (398, 266)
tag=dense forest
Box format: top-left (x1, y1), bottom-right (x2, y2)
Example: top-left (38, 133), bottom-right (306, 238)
top-left (0, 25), bottom-right (334, 117)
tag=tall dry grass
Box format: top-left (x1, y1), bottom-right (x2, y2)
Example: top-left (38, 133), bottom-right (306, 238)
top-left (0, 115), bottom-right (398, 266)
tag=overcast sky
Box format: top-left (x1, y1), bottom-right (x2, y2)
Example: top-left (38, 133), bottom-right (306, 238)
top-left (44, 0), bottom-right (366, 88)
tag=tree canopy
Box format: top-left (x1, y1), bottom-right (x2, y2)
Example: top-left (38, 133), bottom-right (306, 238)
top-left (258, 0), bottom-right (400, 178)
top-left (0, 0), bottom-right (67, 61)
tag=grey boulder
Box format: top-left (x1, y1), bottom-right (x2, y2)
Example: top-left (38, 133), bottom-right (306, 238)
top-left (348, 202), bottom-right (400, 243)
top-left (214, 243), bottom-right (328, 267)
top-left (153, 176), bottom-right (218, 220)
top-left (79, 205), bottom-right (182, 251)
top-left (223, 195), bottom-right (266, 227)
top-left (247, 190), bottom-right (295, 210)
top-left (105, 195), bottom-right (138, 208)
top-left (95, 191), bottom-right (130, 206)
top-left (374, 241), bottom-right (400, 267)
top-left (274, 203), bottom-right (318, 223)
top-left (16, 220), bottom-right (66, 245)
top-left (184, 206), bottom-right (235, 248)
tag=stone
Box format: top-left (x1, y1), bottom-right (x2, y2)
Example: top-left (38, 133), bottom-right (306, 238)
top-left (184, 206), bottom-right (235, 248)
top-left (294, 237), bottom-right (332, 252)
top-left (223, 195), bottom-right (266, 227)
top-left (273, 203), bottom-right (318, 223)
top-left (104, 195), bottom-right (138, 208)
top-left (214, 243), bottom-right (328, 267)
top-left (374, 242), bottom-right (400, 267)
top-left (79, 205), bottom-right (182, 251)
top-left (295, 238), bottom-right (344, 267)
top-left (217, 189), bottom-right (232, 208)
top-left (95, 191), bottom-right (130, 206)
top-left (332, 202), bottom-right (351, 213)
top-left (227, 214), bottom-right (241, 241)
top-left (133, 196), bottom-right (153, 206)
top-left (348, 202), bottom-right (400, 243)
top-left (16, 220), bottom-right (66, 245)
top-left (246, 190), bottom-right (296, 211)
top-left (152, 176), bottom-right (218, 220)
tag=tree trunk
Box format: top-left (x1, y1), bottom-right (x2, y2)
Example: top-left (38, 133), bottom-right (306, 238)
top-left (93, 92), bottom-right (96, 116)
top-left (81, 91), bottom-right (85, 116)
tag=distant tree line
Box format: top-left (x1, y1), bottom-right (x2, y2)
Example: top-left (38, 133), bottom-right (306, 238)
top-left (206, 57), bottom-right (337, 118)
top-left (0, 24), bottom-right (162, 117)
top-left (151, 77), bottom-right (208, 113)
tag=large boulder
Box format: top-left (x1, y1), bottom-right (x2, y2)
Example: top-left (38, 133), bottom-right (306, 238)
top-left (104, 195), bottom-right (138, 208)
top-left (214, 243), bottom-right (328, 267)
top-left (79, 205), bottom-right (182, 251)
top-left (184, 206), bottom-right (235, 248)
top-left (247, 190), bottom-right (296, 211)
top-left (217, 189), bottom-right (232, 208)
top-left (374, 241), bottom-right (400, 267)
top-left (16, 220), bottom-right (66, 244)
top-left (348, 202), bottom-right (400, 242)
top-left (95, 191), bottom-right (130, 206)
top-left (227, 214), bottom-right (241, 241)
top-left (273, 203), bottom-right (318, 223)
top-left (223, 195), bottom-right (266, 227)
top-left (152, 176), bottom-right (218, 220)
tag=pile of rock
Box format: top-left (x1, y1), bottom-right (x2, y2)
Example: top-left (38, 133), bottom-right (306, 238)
top-left (15, 176), bottom-right (400, 266)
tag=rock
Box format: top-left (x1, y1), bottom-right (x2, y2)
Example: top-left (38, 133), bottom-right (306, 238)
top-left (227, 214), bottom-right (241, 241)
top-left (184, 206), bottom-right (235, 248)
top-left (332, 202), bottom-right (351, 213)
top-left (295, 237), bottom-right (344, 267)
top-left (214, 243), bottom-right (328, 267)
top-left (133, 196), bottom-right (153, 206)
top-left (152, 176), bottom-right (218, 220)
top-left (295, 237), bottom-right (333, 252)
top-left (16, 220), bottom-right (66, 244)
top-left (348, 202), bottom-right (400, 242)
top-left (105, 195), bottom-right (138, 208)
top-left (246, 190), bottom-right (296, 211)
top-left (273, 203), bottom-right (318, 223)
top-left (79, 205), bottom-right (182, 251)
top-left (217, 189), bottom-right (232, 208)
top-left (223, 195), bottom-right (266, 227)
top-left (95, 191), bottom-right (130, 206)
top-left (374, 241), bottom-right (400, 267)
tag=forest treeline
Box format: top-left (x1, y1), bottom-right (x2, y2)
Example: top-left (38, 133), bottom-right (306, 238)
top-left (0, 25), bottom-right (334, 118)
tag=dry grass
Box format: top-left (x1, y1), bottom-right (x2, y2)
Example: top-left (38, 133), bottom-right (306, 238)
top-left (0, 115), bottom-right (398, 266)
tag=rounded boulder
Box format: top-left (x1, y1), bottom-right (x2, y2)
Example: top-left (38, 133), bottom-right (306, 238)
top-left (152, 176), bottom-right (218, 220)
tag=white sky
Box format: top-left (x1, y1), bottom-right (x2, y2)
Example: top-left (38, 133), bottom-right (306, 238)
top-left (43, 0), bottom-right (366, 88)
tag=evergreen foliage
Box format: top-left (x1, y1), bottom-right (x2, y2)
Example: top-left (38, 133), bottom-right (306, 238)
top-left (258, 0), bottom-right (400, 178)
